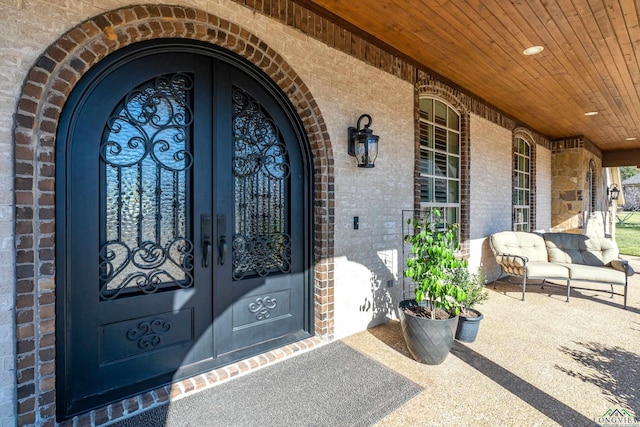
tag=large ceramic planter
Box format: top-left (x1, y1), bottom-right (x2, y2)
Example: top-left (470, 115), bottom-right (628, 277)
top-left (398, 300), bottom-right (459, 365)
top-left (455, 308), bottom-right (484, 343)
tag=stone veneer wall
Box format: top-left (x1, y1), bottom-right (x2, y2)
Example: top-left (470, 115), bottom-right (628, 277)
top-left (3, 0), bottom-right (561, 425)
top-left (551, 137), bottom-right (604, 232)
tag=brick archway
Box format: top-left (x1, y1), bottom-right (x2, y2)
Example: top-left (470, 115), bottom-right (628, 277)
top-left (513, 127), bottom-right (538, 230)
top-left (13, 5), bottom-right (334, 425)
top-left (415, 82), bottom-right (471, 254)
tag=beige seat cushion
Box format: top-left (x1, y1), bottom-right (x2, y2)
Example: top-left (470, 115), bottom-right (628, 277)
top-left (490, 231), bottom-right (548, 262)
top-left (525, 261), bottom-right (569, 279)
top-left (557, 263), bottom-right (627, 285)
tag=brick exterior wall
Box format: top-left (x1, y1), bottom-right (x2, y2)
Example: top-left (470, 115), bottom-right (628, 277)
top-left (12, 3), bottom-right (339, 426)
top-left (536, 145), bottom-right (553, 231)
top-left (415, 77), bottom-right (472, 256)
top-left (2, 0), bottom-right (592, 425)
top-left (468, 114), bottom-right (512, 279)
top-left (331, 68), bottom-right (414, 338)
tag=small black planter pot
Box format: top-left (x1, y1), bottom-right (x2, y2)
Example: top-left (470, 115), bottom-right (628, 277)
top-left (455, 308), bottom-right (484, 343)
top-left (398, 300), bottom-right (459, 365)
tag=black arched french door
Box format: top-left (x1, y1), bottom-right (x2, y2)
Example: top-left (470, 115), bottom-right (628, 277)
top-left (56, 40), bottom-right (312, 418)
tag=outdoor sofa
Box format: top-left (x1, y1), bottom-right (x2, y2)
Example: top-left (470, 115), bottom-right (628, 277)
top-left (489, 231), bottom-right (635, 308)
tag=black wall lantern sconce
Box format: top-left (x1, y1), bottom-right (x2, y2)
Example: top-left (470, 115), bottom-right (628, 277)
top-left (608, 184), bottom-right (621, 201)
top-left (348, 114), bottom-right (379, 168)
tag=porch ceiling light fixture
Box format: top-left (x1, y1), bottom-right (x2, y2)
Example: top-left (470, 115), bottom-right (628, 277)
top-left (523, 45), bottom-right (544, 56)
top-left (608, 184), bottom-right (621, 201)
top-left (348, 114), bottom-right (379, 168)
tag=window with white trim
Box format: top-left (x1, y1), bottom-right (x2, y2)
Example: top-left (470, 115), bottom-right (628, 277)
top-left (513, 137), bottom-right (531, 231)
top-left (419, 98), bottom-right (460, 229)
top-left (588, 160), bottom-right (597, 216)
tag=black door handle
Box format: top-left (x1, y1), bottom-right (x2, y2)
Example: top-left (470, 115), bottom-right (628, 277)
top-left (218, 237), bottom-right (228, 266)
top-left (217, 214), bottom-right (227, 265)
top-left (201, 215), bottom-right (212, 268)
top-left (203, 241), bottom-right (212, 268)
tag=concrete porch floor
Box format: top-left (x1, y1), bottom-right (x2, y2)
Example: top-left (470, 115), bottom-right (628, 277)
top-left (342, 256), bottom-right (640, 426)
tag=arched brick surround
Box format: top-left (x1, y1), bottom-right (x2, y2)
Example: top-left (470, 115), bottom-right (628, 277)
top-left (513, 127), bottom-right (538, 230)
top-left (417, 84), bottom-right (470, 116)
top-left (13, 4), bottom-right (334, 425)
top-left (415, 83), bottom-right (471, 254)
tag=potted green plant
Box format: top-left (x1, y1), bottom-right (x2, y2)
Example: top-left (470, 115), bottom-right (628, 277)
top-left (453, 267), bottom-right (489, 343)
top-left (400, 209), bottom-right (467, 365)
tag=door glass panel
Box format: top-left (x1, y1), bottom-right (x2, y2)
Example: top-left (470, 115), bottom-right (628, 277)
top-left (232, 87), bottom-right (292, 280)
top-left (99, 73), bottom-right (195, 300)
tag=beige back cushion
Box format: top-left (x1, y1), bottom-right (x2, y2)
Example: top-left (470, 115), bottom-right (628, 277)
top-left (543, 233), bottom-right (619, 266)
top-left (490, 231), bottom-right (548, 262)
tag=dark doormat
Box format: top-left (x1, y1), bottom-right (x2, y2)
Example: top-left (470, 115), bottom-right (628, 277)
top-left (113, 341), bottom-right (422, 427)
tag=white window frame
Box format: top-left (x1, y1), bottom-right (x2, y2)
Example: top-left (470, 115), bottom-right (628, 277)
top-left (418, 97), bottom-right (461, 231)
top-left (588, 160), bottom-right (597, 217)
top-left (513, 137), bottom-right (531, 232)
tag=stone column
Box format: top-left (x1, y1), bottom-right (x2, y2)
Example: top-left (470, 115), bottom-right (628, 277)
top-left (551, 137), bottom-right (604, 234)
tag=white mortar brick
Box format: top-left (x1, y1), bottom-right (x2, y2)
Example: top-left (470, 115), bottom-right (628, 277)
top-left (0, 0), bottom-right (559, 424)
top-left (0, 400), bottom-right (12, 424)
top-left (536, 146), bottom-right (552, 231)
top-left (1, 0), bottom-right (415, 413)
top-left (468, 114), bottom-right (512, 279)
top-left (206, 0), bottom-right (415, 336)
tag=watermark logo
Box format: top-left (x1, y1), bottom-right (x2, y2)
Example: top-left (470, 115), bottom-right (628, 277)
top-left (594, 408), bottom-right (640, 426)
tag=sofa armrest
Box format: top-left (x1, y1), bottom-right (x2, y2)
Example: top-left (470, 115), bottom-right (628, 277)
top-left (495, 253), bottom-right (528, 269)
top-left (610, 259), bottom-right (635, 277)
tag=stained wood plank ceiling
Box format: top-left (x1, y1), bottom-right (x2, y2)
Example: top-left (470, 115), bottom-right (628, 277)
top-left (300, 0), bottom-right (640, 165)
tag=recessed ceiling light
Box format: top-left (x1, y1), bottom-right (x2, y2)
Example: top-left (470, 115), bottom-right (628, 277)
top-left (523, 46), bottom-right (544, 55)
top-left (625, 137), bottom-right (637, 141)
top-left (584, 111), bottom-right (599, 116)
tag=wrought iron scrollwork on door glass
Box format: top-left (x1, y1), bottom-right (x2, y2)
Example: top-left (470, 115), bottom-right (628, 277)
top-left (99, 73), bottom-right (195, 300)
top-left (232, 87), bottom-right (292, 280)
